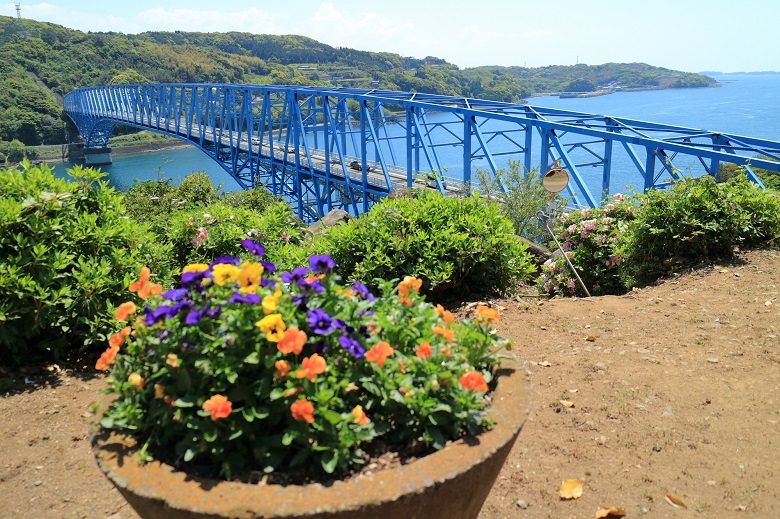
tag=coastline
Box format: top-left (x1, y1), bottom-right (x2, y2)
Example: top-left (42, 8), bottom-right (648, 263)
top-left (30, 140), bottom-right (194, 166)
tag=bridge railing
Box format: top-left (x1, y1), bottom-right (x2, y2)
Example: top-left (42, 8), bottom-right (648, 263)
top-left (65, 83), bottom-right (780, 223)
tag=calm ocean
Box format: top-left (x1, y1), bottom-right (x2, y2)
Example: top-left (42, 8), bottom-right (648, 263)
top-left (52, 74), bottom-right (780, 194)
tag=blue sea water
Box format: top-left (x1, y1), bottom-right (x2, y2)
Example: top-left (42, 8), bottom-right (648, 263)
top-left (52, 74), bottom-right (780, 195)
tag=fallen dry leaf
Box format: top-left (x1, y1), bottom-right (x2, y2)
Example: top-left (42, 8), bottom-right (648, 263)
top-left (559, 479), bottom-right (584, 499)
top-left (559, 399), bottom-right (576, 408)
top-left (539, 361), bottom-right (552, 367)
top-left (585, 335), bottom-right (597, 342)
top-left (595, 507), bottom-right (626, 518)
top-left (664, 494), bottom-right (687, 509)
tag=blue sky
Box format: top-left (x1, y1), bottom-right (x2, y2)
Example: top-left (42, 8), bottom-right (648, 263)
top-left (5, 1), bottom-right (780, 72)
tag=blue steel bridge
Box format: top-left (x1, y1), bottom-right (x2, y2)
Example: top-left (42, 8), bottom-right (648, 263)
top-left (64, 83), bottom-right (780, 223)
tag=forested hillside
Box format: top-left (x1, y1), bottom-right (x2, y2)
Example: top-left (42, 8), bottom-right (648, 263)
top-left (0, 15), bottom-right (715, 147)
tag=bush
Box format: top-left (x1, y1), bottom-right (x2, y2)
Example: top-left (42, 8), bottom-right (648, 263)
top-left (223, 186), bottom-right (278, 214)
top-left (0, 162), bottom-right (168, 365)
top-left (616, 175), bottom-right (780, 288)
top-left (161, 201), bottom-right (308, 269)
top-left (123, 178), bottom-right (179, 222)
top-left (321, 190), bottom-right (536, 296)
top-left (537, 194), bottom-right (634, 297)
top-left (473, 161), bottom-right (570, 242)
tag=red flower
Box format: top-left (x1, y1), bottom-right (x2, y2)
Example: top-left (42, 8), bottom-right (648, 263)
top-left (278, 327), bottom-right (307, 355)
top-left (290, 398), bottom-right (315, 423)
top-left (365, 341), bottom-right (394, 368)
top-left (459, 371), bottom-right (488, 392)
top-left (202, 394), bottom-right (232, 420)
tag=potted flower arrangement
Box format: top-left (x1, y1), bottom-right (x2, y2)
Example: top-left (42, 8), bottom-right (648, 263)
top-left (92, 239), bottom-right (532, 519)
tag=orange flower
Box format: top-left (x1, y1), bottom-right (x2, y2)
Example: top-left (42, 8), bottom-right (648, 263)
top-left (441, 347), bottom-right (452, 358)
top-left (415, 341), bottom-right (432, 359)
top-left (433, 304), bottom-right (453, 323)
top-left (128, 372), bottom-right (144, 389)
top-left (275, 360), bottom-right (291, 380)
top-left (398, 297), bottom-right (412, 308)
top-left (278, 328), bottom-right (307, 355)
top-left (166, 353), bottom-right (179, 368)
top-left (95, 345), bottom-right (119, 371)
top-left (114, 302), bottom-right (137, 321)
top-left (432, 326), bottom-right (454, 343)
top-left (153, 383), bottom-right (165, 399)
top-left (459, 370), bottom-right (488, 392)
top-left (365, 341), bottom-right (394, 368)
top-left (397, 275), bottom-right (422, 297)
top-left (290, 398), bottom-right (315, 423)
top-left (202, 394), bottom-right (232, 420)
top-left (352, 405), bottom-right (369, 426)
top-left (295, 353), bottom-right (327, 382)
top-left (475, 305), bottom-right (500, 324)
top-left (108, 327), bottom-right (131, 349)
top-left (128, 267), bottom-right (162, 300)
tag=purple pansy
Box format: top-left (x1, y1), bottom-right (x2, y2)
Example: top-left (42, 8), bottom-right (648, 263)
top-left (227, 292), bottom-right (261, 305)
top-left (162, 288), bottom-right (188, 302)
top-left (308, 254), bottom-right (336, 274)
top-left (351, 280), bottom-right (375, 301)
top-left (241, 239), bottom-right (265, 257)
top-left (338, 335), bottom-right (365, 358)
top-left (307, 308), bottom-right (334, 335)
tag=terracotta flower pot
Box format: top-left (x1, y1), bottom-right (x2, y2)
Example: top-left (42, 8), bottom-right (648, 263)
top-left (92, 358), bottom-right (532, 519)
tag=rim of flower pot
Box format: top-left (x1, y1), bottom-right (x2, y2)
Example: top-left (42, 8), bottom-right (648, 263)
top-left (92, 357), bottom-right (532, 518)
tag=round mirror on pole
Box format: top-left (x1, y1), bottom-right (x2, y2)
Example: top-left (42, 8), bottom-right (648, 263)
top-left (542, 167), bottom-right (569, 193)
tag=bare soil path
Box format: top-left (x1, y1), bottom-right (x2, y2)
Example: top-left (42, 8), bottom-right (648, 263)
top-left (2, 249), bottom-right (778, 518)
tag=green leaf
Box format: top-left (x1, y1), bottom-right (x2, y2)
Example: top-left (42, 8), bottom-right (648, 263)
top-left (243, 352), bottom-right (259, 364)
top-left (320, 450), bottom-right (339, 474)
top-left (183, 449), bottom-right (195, 462)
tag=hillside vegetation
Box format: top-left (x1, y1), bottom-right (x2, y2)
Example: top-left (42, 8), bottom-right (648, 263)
top-left (0, 15), bottom-right (715, 147)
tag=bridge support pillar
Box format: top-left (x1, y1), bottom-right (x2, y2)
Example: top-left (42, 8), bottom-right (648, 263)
top-left (83, 147), bottom-right (113, 166)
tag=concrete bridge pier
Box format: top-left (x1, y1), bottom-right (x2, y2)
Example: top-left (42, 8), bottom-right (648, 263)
top-left (83, 147), bottom-right (112, 166)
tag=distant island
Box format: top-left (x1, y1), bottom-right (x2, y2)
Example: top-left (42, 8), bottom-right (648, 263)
top-left (0, 15), bottom-right (716, 147)
top-left (699, 71), bottom-right (780, 75)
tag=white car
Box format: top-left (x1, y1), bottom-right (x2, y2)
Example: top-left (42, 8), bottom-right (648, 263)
top-left (251, 137), bottom-right (260, 145)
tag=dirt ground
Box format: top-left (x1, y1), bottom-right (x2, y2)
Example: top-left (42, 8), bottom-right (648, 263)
top-left (1, 248), bottom-right (778, 519)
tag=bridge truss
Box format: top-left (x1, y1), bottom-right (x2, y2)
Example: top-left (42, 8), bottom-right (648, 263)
top-left (64, 84), bottom-right (780, 223)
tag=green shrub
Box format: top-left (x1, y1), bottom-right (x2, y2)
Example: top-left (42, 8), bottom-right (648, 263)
top-left (538, 194), bottom-right (634, 297)
top-left (223, 186), bottom-right (278, 214)
top-left (0, 162), bottom-right (168, 365)
top-left (161, 201), bottom-right (307, 268)
top-left (474, 161), bottom-right (571, 242)
top-left (617, 175), bottom-right (780, 289)
top-left (123, 178), bottom-right (179, 221)
top-left (175, 171), bottom-right (221, 207)
top-left (321, 190), bottom-right (536, 296)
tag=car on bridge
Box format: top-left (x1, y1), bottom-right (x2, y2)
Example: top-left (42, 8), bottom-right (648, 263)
top-left (251, 137), bottom-right (260, 145)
